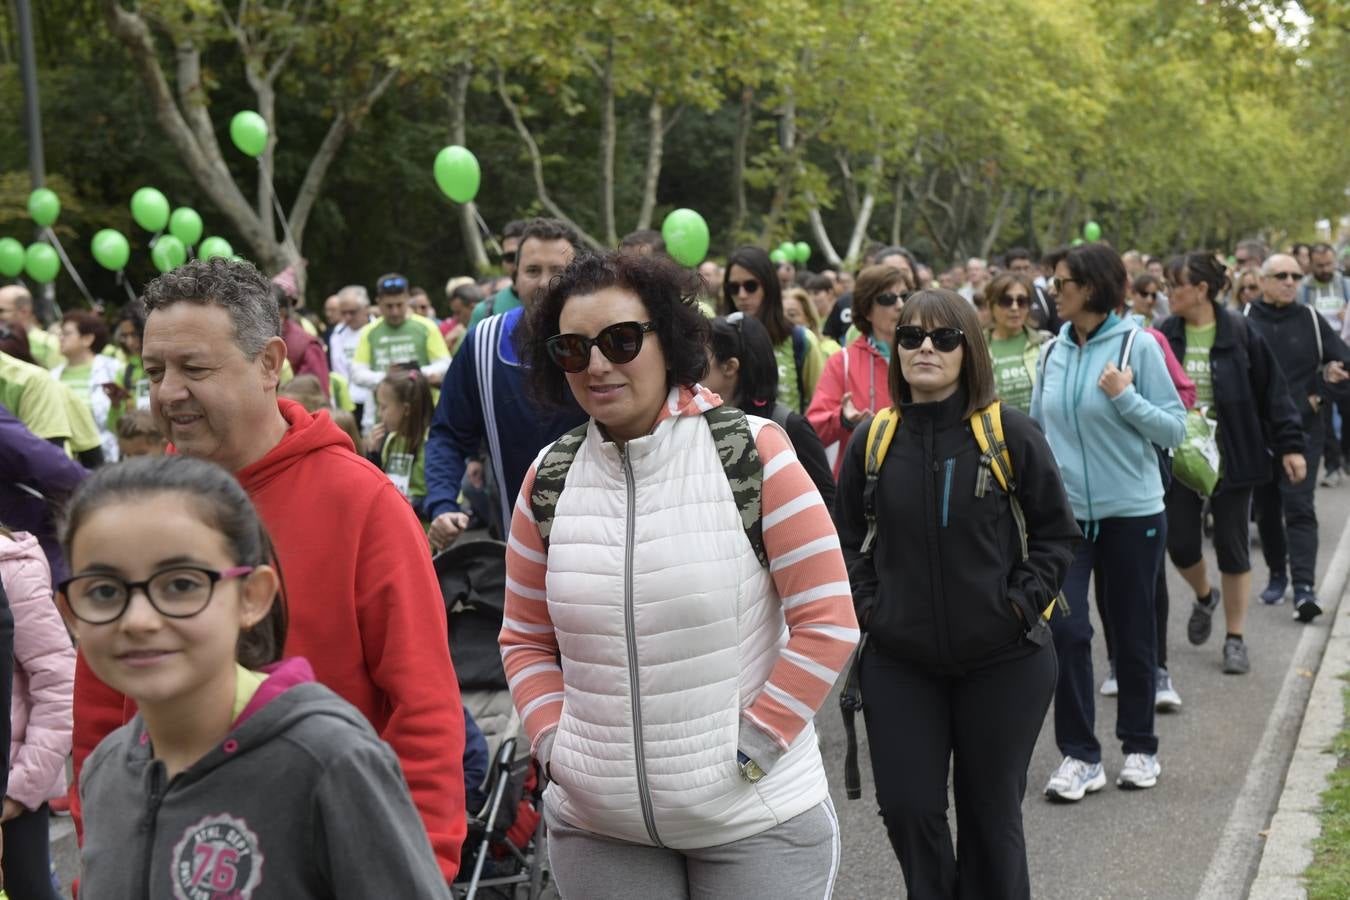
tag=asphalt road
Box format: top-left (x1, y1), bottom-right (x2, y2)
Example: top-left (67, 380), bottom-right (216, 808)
top-left (820, 483), bottom-right (1350, 900)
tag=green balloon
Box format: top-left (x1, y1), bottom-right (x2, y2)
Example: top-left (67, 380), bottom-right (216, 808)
top-left (131, 187), bottom-right (171, 232)
top-left (0, 238), bottom-right (24, 278)
top-left (27, 188), bottom-right (60, 227)
top-left (794, 241), bottom-right (811, 264)
top-left (230, 111), bottom-right (269, 158)
top-left (433, 145), bottom-right (481, 204)
top-left (777, 242), bottom-right (796, 264)
top-left (169, 208), bottom-right (204, 247)
top-left (23, 243), bottom-right (59, 284)
top-left (198, 236), bottom-right (234, 260)
top-left (660, 208), bottom-right (710, 267)
top-left (91, 229), bottom-right (131, 272)
top-left (1071, 237), bottom-right (1085, 247)
top-left (151, 235), bottom-right (187, 273)
top-left (770, 249), bottom-right (788, 264)
top-left (1083, 220), bottom-right (1102, 242)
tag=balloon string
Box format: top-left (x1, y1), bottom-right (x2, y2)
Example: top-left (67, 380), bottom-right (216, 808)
top-left (472, 206), bottom-right (502, 255)
top-left (256, 159), bottom-right (300, 259)
top-left (118, 271), bottom-right (138, 305)
top-left (43, 226), bottom-right (94, 308)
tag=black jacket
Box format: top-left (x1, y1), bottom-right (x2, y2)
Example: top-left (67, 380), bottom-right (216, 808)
top-left (1243, 299), bottom-right (1350, 428)
top-left (1158, 305), bottom-right (1304, 489)
top-left (835, 389), bottom-right (1080, 672)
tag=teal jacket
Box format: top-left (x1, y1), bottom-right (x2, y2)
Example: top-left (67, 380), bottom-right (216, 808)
top-left (1030, 314), bottom-right (1185, 523)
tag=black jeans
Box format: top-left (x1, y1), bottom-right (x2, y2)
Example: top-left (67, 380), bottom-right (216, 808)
top-left (1320, 398), bottom-right (1350, 474)
top-left (1254, 428), bottom-right (1322, 588)
top-left (862, 642), bottom-right (1056, 900)
top-left (2, 803), bottom-right (62, 900)
top-left (1052, 514), bottom-right (1165, 763)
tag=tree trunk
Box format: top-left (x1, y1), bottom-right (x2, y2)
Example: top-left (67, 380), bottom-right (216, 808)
top-left (891, 176), bottom-right (903, 246)
top-left (635, 97), bottom-right (663, 232)
top-left (730, 87), bottom-right (752, 238)
top-left (598, 39), bottom-right (617, 247)
top-left (978, 187), bottom-right (1016, 258)
top-left (448, 64), bottom-right (489, 274)
top-left (760, 90), bottom-right (796, 242)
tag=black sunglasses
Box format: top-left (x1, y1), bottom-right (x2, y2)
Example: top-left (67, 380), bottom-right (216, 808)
top-left (1052, 276), bottom-right (1079, 293)
top-left (874, 291), bottom-right (910, 308)
top-left (998, 294), bottom-right (1030, 309)
top-left (546, 321), bottom-right (656, 373)
top-left (1138, 291), bottom-right (1158, 301)
top-left (1267, 271), bottom-right (1301, 282)
top-left (501, 250), bottom-right (517, 264)
top-left (896, 325), bottom-right (964, 352)
top-left (725, 279), bottom-right (760, 299)
top-left (378, 275), bottom-right (409, 294)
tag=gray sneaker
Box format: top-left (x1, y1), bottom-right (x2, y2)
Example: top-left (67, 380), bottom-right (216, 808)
top-left (1187, 587), bottom-right (1221, 646)
top-left (1155, 668), bottom-right (1182, 711)
top-left (1222, 637), bottom-right (1250, 675)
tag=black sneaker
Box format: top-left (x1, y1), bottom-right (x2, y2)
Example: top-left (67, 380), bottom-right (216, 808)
top-left (1188, 587), bottom-right (1221, 646)
top-left (1222, 637), bottom-right (1250, 675)
top-left (1260, 573), bottom-right (1288, 606)
top-left (1293, 585), bottom-right (1323, 623)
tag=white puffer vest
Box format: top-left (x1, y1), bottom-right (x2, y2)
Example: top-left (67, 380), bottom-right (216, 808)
top-left (541, 410), bottom-right (828, 849)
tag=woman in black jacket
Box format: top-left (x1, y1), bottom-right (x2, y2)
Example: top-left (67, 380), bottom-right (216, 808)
top-left (1158, 253), bottom-right (1304, 674)
top-left (835, 289), bottom-right (1079, 900)
top-left (704, 312), bottom-right (835, 507)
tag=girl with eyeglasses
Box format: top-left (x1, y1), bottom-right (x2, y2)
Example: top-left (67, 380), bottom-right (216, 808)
top-left (505, 251), bottom-right (858, 898)
top-left (59, 455), bottom-right (451, 898)
top-left (806, 265), bottom-right (905, 478)
top-left (1128, 274), bottom-right (1165, 327)
top-left (983, 273), bottom-right (1053, 413)
top-left (721, 247), bottom-right (826, 415)
top-left (1032, 243), bottom-right (1185, 802)
top-left (835, 289), bottom-right (1079, 900)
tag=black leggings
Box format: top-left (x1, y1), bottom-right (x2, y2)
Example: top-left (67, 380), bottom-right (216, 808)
top-left (862, 642), bottom-right (1056, 900)
top-left (1096, 559), bottom-right (1169, 670)
top-left (1166, 482), bottom-right (1253, 575)
top-left (2, 804), bottom-right (62, 900)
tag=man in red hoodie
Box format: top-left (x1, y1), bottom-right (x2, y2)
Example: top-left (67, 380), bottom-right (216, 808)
top-left (71, 258), bottom-right (466, 880)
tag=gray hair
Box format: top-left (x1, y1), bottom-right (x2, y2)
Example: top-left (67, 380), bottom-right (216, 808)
top-left (337, 284), bottom-right (370, 308)
top-left (141, 258), bottom-right (280, 360)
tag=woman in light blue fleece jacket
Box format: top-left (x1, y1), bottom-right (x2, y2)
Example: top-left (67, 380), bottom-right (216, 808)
top-left (1031, 243), bottom-right (1185, 804)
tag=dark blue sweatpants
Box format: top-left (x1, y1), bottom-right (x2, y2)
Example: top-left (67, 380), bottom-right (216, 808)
top-left (1052, 513), bottom-right (1165, 763)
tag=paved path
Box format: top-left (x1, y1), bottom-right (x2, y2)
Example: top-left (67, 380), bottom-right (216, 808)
top-left (820, 485), bottom-right (1350, 899)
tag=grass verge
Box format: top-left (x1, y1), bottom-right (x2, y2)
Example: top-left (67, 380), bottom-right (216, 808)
top-left (1307, 677), bottom-right (1350, 899)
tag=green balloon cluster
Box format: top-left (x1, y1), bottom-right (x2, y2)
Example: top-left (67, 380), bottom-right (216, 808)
top-left (27, 188), bottom-right (60, 227)
top-left (151, 235), bottom-right (187, 273)
top-left (1083, 220), bottom-right (1102, 242)
top-left (660, 208), bottom-right (710, 267)
top-left (132, 188), bottom-right (171, 232)
top-left (771, 241), bottom-right (812, 265)
top-left (24, 243), bottom-right (59, 283)
top-left (0, 238), bottom-right (24, 278)
top-left (91, 229), bottom-right (131, 272)
top-left (230, 111), bottom-right (269, 158)
top-left (433, 146), bottom-right (481, 204)
top-left (169, 208), bottom-right (204, 247)
top-left (199, 236), bottom-right (234, 260)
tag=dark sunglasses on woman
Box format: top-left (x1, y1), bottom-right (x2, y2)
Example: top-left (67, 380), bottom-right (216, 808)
top-left (546, 321), bottom-right (656, 373)
top-left (997, 294), bottom-right (1030, 309)
top-left (725, 279), bottom-right (760, 299)
top-left (874, 291), bottom-right (911, 308)
top-left (896, 325), bottom-right (964, 352)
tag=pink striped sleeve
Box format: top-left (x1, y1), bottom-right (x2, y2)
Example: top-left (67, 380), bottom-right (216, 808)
top-left (741, 423), bottom-right (860, 763)
top-left (498, 464), bottom-right (565, 756)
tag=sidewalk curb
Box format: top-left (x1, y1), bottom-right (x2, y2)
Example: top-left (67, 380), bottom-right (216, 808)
top-left (1196, 514), bottom-right (1350, 900)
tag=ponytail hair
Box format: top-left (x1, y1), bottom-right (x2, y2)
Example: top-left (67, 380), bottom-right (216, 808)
top-left (379, 367), bottom-right (434, 457)
top-left (1165, 252), bottom-right (1231, 304)
top-left (59, 455), bottom-right (288, 669)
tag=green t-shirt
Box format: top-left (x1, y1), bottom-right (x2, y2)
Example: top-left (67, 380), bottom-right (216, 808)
top-left (1184, 321), bottom-right (1217, 408)
top-left (27, 328), bottom-right (63, 370)
top-left (0, 352), bottom-right (72, 441)
top-left (381, 432), bottom-right (427, 511)
top-left (990, 332), bottom-right (1034, 413)
top-left (469, 286), bottom-right (523, 329)
top-left (771, 328), bottom-right (825, 414)
top-left (59, 363), bottom-right (94, 413)
top-left (353, 315), bottom-right (449, 373)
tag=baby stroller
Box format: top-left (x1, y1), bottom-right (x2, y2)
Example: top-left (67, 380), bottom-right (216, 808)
top-left (437, 539), bottom-right (550, 900)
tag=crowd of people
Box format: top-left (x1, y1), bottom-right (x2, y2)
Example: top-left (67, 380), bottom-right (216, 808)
top-left (0, 220), bottom-right (1347, 898)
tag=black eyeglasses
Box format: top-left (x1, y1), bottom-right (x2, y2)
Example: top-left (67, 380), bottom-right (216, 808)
top-left (998, 294), bottom-right (1030, 309)
top-left (896, 325), bottom-right (964, 352)
top-left (501, 250), bottom-right (517, 265)
top-left (874, 291), bottom-right (910, 308)
top-left (546, 321), bottom-right (656, 373)
top-left (378, 276), bottom-right (409, 294)
top-left (58, 565), bottom-right (255, 625)
top-left (725, 279), bottom-right (760, 299)
top-left (1235, 257), bottom-right (1251, 266)
top-left (1267, 271), bottom-right (1301, 282)
top-left (1138, 292), bottom-right (1158, 301)
top-left (1052, 276), bottom-right (1079, 293)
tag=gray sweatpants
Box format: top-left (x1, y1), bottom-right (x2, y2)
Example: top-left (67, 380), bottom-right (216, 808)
top-left (544, 799), bottom-right (840, 900)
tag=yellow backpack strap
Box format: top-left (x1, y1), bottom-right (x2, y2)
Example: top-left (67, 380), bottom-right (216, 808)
top-left (859, 408), bottom-right (900, 557)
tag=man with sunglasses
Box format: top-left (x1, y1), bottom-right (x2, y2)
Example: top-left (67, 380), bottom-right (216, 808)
top-left (351, 273), bottom-right (452, 390)
top-left (425, 218), bottom-right (588, 550)
top-left (469, 219), bottom-right (527, 330)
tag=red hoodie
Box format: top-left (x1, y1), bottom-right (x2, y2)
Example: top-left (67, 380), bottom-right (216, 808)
top-left (71, 399), bottom-right (466, 879)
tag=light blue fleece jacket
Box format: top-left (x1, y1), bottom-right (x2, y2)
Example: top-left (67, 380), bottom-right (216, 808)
top-left (1030, 314), bottom-right (1185, 523)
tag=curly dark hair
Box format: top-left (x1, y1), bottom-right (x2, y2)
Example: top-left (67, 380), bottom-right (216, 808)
top-left (142, 257), bottom-right (279, 360)
top-left (521, 252), bottom-right (711, 407)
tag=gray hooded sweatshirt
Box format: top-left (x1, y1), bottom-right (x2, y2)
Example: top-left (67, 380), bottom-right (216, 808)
top-left (78, 659), bottom-right (451, 899)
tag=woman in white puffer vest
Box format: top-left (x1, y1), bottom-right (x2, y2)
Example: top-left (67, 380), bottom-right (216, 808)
top-left (500, 251), bottom-right (860, 899)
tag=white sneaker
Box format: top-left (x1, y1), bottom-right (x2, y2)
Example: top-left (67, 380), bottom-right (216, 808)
top-left (1155, 668), bottom-right (1182, 712)
top-left (1100, 664), bottom-right (1118, 697)
top-left (1117, 753), bottom-right (1161, 789)
top-left (1044, 756), bottom-right (1106, 802)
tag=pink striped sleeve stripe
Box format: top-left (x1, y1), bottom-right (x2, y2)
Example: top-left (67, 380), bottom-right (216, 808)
top-left (743, 424), bottom-right (860, 749)
top-left (499, 464), bottom-right (565, 751)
